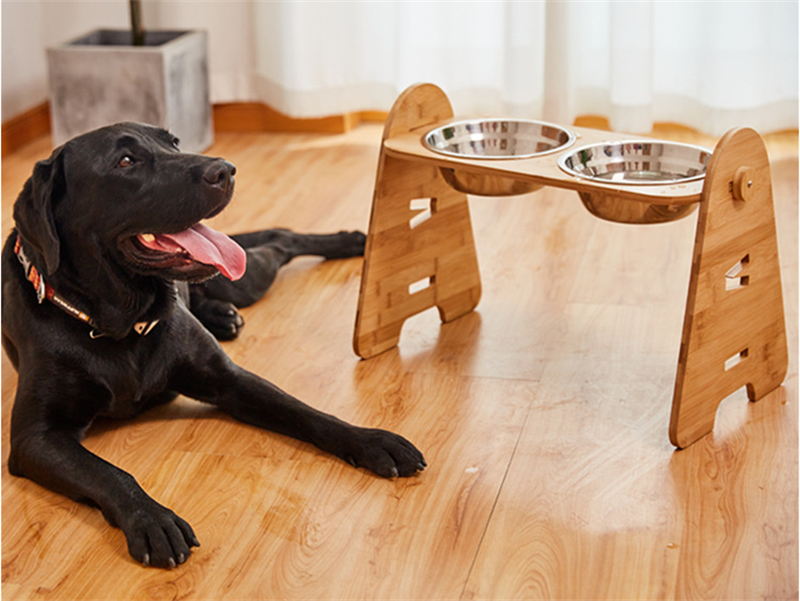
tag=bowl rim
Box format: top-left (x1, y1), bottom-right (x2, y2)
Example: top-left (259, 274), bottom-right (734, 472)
top-left (557, 139), bottom-right (713, 186)
top-left (423, 118), bottom-right (577, 160)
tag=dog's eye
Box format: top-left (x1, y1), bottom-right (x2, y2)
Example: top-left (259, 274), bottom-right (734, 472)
top-left (117, 156), bottom-right (135, 168)
top-left (171, 138), bottom-right (180, 150)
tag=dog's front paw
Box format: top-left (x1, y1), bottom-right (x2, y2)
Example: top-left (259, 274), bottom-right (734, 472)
top-left (119, 501), bottom-right (199, 568)
top-left (192, 297), bottom-right (244, 340)
top-left (344, 428), bottom-right (426, 478)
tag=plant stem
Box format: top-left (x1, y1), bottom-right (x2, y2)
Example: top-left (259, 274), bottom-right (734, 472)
top-left (130, 0), bottom-right (144, 46)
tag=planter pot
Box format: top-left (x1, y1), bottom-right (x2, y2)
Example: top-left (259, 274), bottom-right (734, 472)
top-left (47, 29), bottom-right (212, 153)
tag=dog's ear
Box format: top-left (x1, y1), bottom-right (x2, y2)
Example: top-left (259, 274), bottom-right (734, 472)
top-left (13, 146), bottom-right (66, 275)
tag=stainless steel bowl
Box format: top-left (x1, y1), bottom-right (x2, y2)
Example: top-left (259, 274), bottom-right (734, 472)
top-left (425, 119), bottom-right (577, 160)
top-left (557, 140), bottom-right (711, 185)
top-left (558, 141), bottom-right (711, 224)
top-left (425, 119), bottom-right (576, 196)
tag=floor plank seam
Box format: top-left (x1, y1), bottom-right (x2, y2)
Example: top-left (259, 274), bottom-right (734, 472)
top-left (457, 390), bottom-right (538, 599)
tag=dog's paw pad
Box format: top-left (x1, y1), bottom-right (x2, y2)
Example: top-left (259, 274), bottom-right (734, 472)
top-left (346, 428), bottom-right (426, 479)
top-left (193, 299), bottom-right (244, 340)
top-left (123, 502), bottom-right (199, 568)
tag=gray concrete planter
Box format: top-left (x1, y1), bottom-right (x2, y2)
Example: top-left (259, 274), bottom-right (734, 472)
top-left (47, 29), bottom-right (212, 153)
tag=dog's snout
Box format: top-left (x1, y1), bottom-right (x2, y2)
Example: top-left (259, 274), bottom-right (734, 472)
top-left (203, 160), bottom-right (236, 187)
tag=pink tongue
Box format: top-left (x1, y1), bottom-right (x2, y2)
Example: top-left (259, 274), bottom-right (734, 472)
top-left (160, 224), bottom-right (246, 280)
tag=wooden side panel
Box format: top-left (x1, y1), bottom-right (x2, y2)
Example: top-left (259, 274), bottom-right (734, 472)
top-left (670, 127), bottom-right (788, 448)
top-left (353, 84), bottom-right (482, 358)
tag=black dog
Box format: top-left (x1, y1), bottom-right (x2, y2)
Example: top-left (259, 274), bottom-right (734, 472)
top-left (2, 122), bottom-right (425, 568)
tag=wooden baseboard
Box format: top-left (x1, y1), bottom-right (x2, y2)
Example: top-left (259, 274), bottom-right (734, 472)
top-left (213, 103), bottom-right (387, 134)
top-left (0, 101), bottom-right (388, 154)
top-left (2, 102), bottom-right (51, 156)
top-left (4, 102), bottom-right (794, 156)
top-left (572, 115), bottom-right (610, 130)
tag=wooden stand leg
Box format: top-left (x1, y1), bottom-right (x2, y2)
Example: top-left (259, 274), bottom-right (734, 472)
top-left (353, 84), bottom-right (482, 359)
top-left (670, 127), bottom-right (788, 448)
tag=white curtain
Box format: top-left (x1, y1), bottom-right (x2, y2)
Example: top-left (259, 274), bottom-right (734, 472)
top-left (238, 0), bottom-right (798, 136)
top-left (8, 0), bottom-right (796, 136)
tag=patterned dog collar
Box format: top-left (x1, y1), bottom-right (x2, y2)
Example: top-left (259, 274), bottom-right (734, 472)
top-left (14, 236), bottom-right (158, 339)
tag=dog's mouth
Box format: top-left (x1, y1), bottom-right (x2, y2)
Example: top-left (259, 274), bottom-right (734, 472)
top-left (121, 222), bottom-right (247, 281)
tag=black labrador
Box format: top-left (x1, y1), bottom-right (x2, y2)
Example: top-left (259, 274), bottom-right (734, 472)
top-left (2, 122), bottom-right (425, 568)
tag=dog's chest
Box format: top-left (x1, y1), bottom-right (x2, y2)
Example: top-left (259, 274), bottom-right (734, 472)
top-left (95, 343), bottom-right (175, 418)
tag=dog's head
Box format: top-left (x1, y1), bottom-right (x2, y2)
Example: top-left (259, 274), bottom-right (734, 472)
top-left (14, 122), bottom-right (246, 283)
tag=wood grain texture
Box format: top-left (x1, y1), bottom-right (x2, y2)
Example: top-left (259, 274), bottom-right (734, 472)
top-left (354, 84), bottom-right (482, 358)
top-left (358, 84), bottom-right (787, 449)
top-left (671, 127), bottom-right (789, 448)
top-left (1, 122), bottom-right (796, 600)
top-left (383, 125), bottom-right (705, 205)
top-left (1, 103), bottom-right (51, 158)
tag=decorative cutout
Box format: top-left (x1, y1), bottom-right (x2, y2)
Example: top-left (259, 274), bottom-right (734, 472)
top-left (725, 254), bottom-right (750, 291)
top-left (409, 197), bottom-right (436, 229)
top-left (409, 276), bottom-right (434, 295)
top-left (724, 348), bottom-right (749, 371)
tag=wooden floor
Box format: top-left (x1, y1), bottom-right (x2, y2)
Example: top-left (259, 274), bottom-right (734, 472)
top-left (1, 124), bottom-right (797, 600)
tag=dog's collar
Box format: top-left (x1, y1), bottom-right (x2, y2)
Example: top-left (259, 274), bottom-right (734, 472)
top-left (14, 236), bottom-right (158, 339)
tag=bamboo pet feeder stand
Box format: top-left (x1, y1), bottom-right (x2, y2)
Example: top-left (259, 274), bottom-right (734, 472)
top-left (353, 83), bottom-right (788, 448)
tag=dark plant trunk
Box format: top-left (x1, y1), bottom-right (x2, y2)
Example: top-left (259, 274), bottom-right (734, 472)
top-left (130, 0), bottom-right (144, 46)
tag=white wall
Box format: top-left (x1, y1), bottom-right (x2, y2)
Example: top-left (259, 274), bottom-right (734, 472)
top-left (1, 0), bottom-right (258, 123)
top-left (2, 0), bottom-right (131, 121)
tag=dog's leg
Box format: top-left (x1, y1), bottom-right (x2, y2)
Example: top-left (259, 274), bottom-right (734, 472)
top-left (8, 377), bottom-right (198, 568)
top-left (231, 228), bottom-right (366, 261)
top-left (172, 331), bottom-right (425, 478)
top-left (189, 229), bottom-right (365, 337)
top-left (203, 229), bottom-right (365, 307)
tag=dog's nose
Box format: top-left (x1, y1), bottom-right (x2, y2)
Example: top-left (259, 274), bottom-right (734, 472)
top-left (203, 160), bottom-right (236, 187)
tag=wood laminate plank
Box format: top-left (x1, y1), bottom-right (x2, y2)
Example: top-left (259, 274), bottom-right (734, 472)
top-left (2, 125), bottom-right (796, 600)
